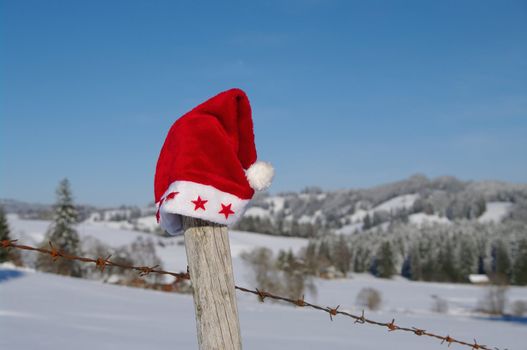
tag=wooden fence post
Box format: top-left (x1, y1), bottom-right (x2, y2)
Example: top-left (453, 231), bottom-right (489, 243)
top-left (182, 216), bottom-right (242, 350)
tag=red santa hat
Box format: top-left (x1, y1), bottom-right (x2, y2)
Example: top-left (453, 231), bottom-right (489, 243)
top-left (154, 88), bottom-right (274, 235)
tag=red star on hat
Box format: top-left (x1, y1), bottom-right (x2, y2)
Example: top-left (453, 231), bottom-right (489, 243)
top-left (191, 196), bottom-right (208, 211)
top-left (166, 192), bottom-right (179, 201)
top-left (219, 203), bottom-right (234, 219)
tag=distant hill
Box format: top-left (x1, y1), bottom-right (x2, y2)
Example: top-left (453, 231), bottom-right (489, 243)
top-left (0, 199), bottom-right (54, 219)
top-left (0, 198), bottom-right (97, 222)
top-left (235, 175), bottom-right (527, 237)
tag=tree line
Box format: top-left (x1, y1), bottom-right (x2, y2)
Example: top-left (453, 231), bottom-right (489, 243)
top-left (295, 221), bottom-right (527, 285)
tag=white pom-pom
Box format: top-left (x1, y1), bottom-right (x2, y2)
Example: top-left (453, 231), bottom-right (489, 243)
top-left (246, 161), bottom-right (274, 191)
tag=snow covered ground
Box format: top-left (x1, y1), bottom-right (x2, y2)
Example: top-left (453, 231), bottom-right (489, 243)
top-left (2, 214), bottom-right (527, 349)
top-left (408, 212), bottom-right (451, 226)
top-left (2, 268), bottom-right (527, 350)
top-left (374, 194), bottom-right (419, 212)
top-left (478, 202), bottom-right (514, 223)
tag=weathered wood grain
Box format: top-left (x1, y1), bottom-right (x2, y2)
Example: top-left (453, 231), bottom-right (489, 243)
top-left (183, 216), bottom-right (242, 350)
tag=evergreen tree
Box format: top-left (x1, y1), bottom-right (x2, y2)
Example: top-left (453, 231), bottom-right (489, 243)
top-left (400, 255), bottom-right (412, 279)
top-left (302, 241), bottom-right (318, 275)
top-left (438, 240), bottom-right (460, 282)
top-left (372, 212), bottom-right (384, 227)
top-left (369, 256), bottom-right (378, 276)
top-left (36, 178), bottom-right (82, 277)
top-left (353, 246), bottom-right (369, 273)
top-left (376, 241), bottom-right (395, 278)
top-left (352, 247), bottom-right (359, 272)
top-left (334, 235), bottom-right (351, 275)
top-left (493, 240), bottom-right (512, 282)
top-left (477, 255), bottom-right (486, 275)
top-left (408, 243), bottom-right (422, 280)
top-left (458, 237), bottom-right (477, 281)
top-left (412, 197), bottom-right (424, 213)
top-left (0, 206), bottom-right (12, 263)
top-left (420, 240), bottom-right (436, 281)
top-left (512, 239), bottom-right (527, 286)
top-left (473, 197), bottom-right (487, 219)
top-left (362, 214), bottom-right (372, 230)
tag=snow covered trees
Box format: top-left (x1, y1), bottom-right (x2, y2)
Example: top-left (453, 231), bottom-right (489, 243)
top-left (36, 178), bottom-right (82, 277)
top-left (0, 206), bottom-right (20, 265)
top-left (233, 175), bottom-right (527, 238)
top-left (0, 206), bottom-right (12, 263)
top-left (290, 219), bottom-right (527, 285)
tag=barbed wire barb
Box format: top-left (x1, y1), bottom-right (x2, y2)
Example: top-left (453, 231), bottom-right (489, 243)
top-left (355, 309), bottom-right (366, 324)
top-left (95, 255), bottom-right (112, 272)
top-left (442, 335), bottom-right (454, 347)
top-left (327, 305), bottom-right (340, 321)
top-left (386, 318), bottom-right (397, 332)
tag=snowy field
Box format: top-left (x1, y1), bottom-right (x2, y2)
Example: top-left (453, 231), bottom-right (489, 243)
top-left (1, 215), bottom-right (527, 349)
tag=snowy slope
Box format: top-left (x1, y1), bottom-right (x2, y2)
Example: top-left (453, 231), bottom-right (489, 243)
top-left (374, 194), bottom-right (419, 212)
top-left (335, 194), bottom-right (421, 234)
top-left (1, 268), bottom-right (527, 350)
top-left (244, 193), bottom-right (420, 228)
top-left (244, 207), bottom-right (271, 219)
top-left (335, 222), bottom-right (363, 235)
top-left (348, 194), bottom-right (419, 223)
top-left (478, 202), bottom-right (513, 223)
top-left (409, 213), bottom-right (451, 226)
top-left (265, 196), bottom-right (285, 212)
top-left (8, 214), bottom-right (150, 247)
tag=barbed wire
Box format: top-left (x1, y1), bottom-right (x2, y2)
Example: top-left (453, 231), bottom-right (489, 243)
top-left (1, 239), bottom-right (504, 350)
top-left (1, 239), bottom-right (190, 282)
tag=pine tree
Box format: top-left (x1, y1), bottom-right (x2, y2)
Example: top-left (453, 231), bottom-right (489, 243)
top-left (376, 241), bottom-right (395, 278)
top-left (0, 206), bottom-right (12, 263)
top-left (353, 245), bottom-right (369, 273)
top-left (438, 240), bottom-right (460, 282)
top-left (400, 255), bottom-right (412, 279)
top-left (493, 240), bottom-right (512, 282)
top-left (362, 214), bottom-right (372, 230)
top-left (334, 235), bottom-right (351, 275)
top-left (408, 243), bottom-right (423, 280)
top-left (36, 178), bottom-right (82, 277)
top-left (458, 237), bottom-right (477, 281)
top-left (302, 241), bottom-right (318, 275)
top-left (512, 239), bottom-right (527, 286)
top-left (420, 240), bottom-right (436, 281)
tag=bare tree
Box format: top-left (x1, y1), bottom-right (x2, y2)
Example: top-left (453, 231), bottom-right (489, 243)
top-left (356, 287), bottom-right (382, 311)
top-left (478, 275), bottom-right (509, 315)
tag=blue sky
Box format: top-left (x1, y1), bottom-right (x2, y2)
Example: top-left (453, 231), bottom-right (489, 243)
top-left (1, 0), bottom-right (526, 206)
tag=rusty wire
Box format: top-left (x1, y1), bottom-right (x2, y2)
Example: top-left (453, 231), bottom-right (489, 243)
top-left (1, 239), bottom-right (190, 280)
top-left (1, 239), bottom-right (504, 350)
